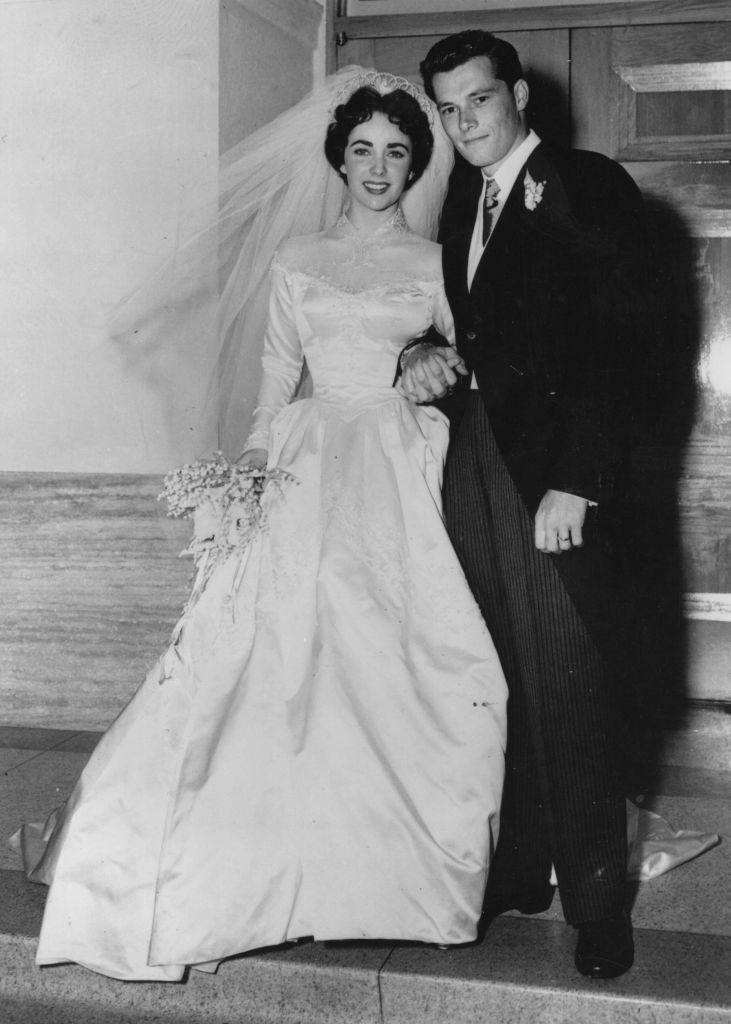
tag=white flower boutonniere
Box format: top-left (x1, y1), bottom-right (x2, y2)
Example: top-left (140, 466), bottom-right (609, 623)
top-left (524, 171), bottom-right (545, 211)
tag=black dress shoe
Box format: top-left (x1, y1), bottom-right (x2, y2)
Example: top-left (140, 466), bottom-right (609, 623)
top-left (574, 909), bottom-right (634, 979)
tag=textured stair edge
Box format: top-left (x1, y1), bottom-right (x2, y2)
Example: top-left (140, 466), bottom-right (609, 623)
top-left (381, 917), bottom-right (731, 1024)
top-left (2, 922), bottom-right (731, 1024)
top-left (0, 932), bottom-right (388, 1024)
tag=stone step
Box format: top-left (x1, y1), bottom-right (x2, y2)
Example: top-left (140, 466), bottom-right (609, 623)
top-left (0, 872), bottom-right (729, 1024)
top-left (0, 781), bottom-right (728, 1023)
top-left (1, 715), bottom-right (728, 1023)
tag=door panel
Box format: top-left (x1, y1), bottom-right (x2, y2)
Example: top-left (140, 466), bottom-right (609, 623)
top-left (628, 163), bottom-right (731, 239)
top-left (611, 24), bottom-right (731, 161)
top-left (573, 22), bottom-right (731, 699)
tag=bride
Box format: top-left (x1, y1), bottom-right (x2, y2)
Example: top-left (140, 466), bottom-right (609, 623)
top-left (10, 70), bottom-right (508, 981)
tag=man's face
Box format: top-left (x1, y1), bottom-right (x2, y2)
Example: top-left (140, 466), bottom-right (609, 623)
top-left (431, 56), bottom-right (529, 174)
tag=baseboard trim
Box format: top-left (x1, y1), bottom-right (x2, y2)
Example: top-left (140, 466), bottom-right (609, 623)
top-left (684, 593), bottom-right (731, 621)
top-left (684, 697), bottom-right (731, 715)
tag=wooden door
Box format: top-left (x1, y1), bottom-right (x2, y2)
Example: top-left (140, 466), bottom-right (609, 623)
top-left (572, 23), bottom-right (731, 704)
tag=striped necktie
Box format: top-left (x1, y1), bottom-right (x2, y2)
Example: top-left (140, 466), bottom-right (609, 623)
top-left (482, 177), bottom-right (500, 245)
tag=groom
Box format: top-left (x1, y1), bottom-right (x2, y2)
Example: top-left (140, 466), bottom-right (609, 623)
top-left (402, 30), bottom-right (644, 978)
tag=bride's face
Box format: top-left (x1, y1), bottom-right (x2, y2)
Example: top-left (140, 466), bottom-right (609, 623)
top-left (340, 111), bottom-right (413, 214)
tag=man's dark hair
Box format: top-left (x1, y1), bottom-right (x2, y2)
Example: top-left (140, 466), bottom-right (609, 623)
top-left (325, 86), bottom-right (434, 188)
top-left (420, 30), bottom-right (524, 100)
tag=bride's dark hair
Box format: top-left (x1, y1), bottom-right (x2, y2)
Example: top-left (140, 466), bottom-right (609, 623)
top-left (325, 86), bottom-right (434, 189)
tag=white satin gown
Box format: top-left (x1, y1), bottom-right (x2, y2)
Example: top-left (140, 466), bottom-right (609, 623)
top-left (13, 230), bottom-right (509, 980)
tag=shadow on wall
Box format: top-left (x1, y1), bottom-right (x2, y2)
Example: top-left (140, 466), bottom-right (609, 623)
top-left (528, 66), bottom-right (704, 767)
top-left (524, 68), bottom-right (572, 153)
top-left (621, 197), bottom-right (701, 773)
top-left (528, 66), bottom-right (703, 771)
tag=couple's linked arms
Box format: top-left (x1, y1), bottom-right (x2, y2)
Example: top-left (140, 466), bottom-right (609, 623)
top-left (398, 338), bottom-right (588, 555)
top-left (396, 335), bottom-right (467, 405)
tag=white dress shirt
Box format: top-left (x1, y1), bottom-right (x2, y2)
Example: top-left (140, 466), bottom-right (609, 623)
top-left (468, 129), bottom-right (541, 390)
top-left (467, 129), bottom-right (541, 290)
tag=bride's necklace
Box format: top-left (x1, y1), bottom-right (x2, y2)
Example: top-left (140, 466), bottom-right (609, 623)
top-left (336, 205), bottom-right (408, 238)
top-left (335, 206), bottom-right (408, 272)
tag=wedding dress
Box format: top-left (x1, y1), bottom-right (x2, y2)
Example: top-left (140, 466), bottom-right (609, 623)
top-left (11, 208), bottom-right (719, 980)
top-left (11, 212), bottom-right (509, 981)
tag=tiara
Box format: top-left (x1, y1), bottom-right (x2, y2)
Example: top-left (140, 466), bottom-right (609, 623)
top-left (330, 69), bottom-right (434, 126)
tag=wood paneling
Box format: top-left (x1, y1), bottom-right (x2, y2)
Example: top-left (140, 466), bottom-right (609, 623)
top-left (0, 474), bottom-right (190, 730)
top-left (334, 0), bottom-right (731, 40)
top-left (337, 26), bottom-right (570, 78)
top-left (609, 24), bottom-right (731, 161)
top-left (611, 20), bottom-right (731, 64)
top-left (680, 442), bottom-right (731, 592)
top-left (571, 27), bottom-right (613, 151)
top-left (572, 20), bottom-right (731, 694)
top-left (635, 88), bottom-right (731, 141)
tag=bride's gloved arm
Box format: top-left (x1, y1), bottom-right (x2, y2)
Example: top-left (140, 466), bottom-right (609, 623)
top-left (432, 283), bottom-right (456, 349)
top-left (238, 263), bottom-right (304, 463)
top-left (397, 285), bottom-right (466, 404)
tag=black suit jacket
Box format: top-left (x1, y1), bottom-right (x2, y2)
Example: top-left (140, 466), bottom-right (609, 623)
top-left (440, 143), bottom-right (644, 511)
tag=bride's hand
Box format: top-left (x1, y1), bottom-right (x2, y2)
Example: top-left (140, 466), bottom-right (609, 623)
top-left (236, 448), bottom-right (268, 470)
top-left (398, 344), bottom-right (467, 404)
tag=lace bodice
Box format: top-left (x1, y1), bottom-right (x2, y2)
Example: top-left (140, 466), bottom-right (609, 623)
top-left (245, 219), bottom-right (455, 451)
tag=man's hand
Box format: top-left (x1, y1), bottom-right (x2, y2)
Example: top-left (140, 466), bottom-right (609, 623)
top-left (534, 489), bottom-right (588, 553)
top-left (397, 343), bottom-right (468, 404)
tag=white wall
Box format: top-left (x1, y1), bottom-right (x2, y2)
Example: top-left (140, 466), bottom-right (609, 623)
top-left (0, 0), bottom-right (324, 475)
top-left (221, 0), bottom-right (325, 151)
top-left (0, 0), bottom-right (219, 473)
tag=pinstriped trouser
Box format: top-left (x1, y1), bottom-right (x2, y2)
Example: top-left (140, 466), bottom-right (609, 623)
top-left (443, 394), bottom-right (627, 925)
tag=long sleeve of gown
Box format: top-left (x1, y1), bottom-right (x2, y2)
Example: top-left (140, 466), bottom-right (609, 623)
top-left (243, 262), bottom-right (304, 453)
top-left (431, 283), bottom-right (456, 347)
top-left (400, 281), bottom-right (455, 368)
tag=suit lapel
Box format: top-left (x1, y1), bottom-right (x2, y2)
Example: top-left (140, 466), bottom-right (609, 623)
top-left (443, 227), bottom-right (473, 331)
top-left (467, 144), bottom-right (574, 291)
top-left (441, 160), bottom-right (480, 312)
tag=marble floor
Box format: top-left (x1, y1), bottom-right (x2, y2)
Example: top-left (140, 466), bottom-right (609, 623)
top-left (1, 713), bottom-right (730, 1023)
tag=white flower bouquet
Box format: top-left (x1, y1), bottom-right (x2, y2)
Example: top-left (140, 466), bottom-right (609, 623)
top-left (160, 452), bottom-right (296, 607)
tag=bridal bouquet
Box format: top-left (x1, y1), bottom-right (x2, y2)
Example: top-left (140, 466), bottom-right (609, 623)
top-left (160, 452), bottom-right (296, 594)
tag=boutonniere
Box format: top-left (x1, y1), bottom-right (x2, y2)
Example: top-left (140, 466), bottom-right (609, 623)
top-left (524, 171), bottom-right (545, 211)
